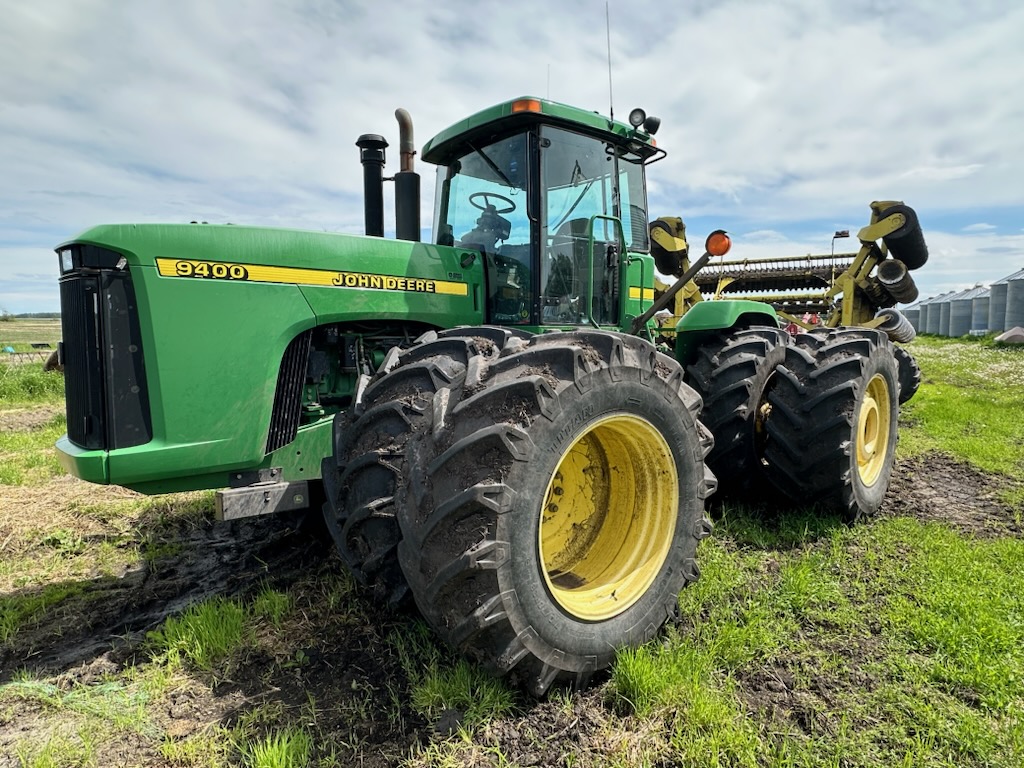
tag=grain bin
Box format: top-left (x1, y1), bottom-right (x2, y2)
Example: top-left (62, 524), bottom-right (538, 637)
top-left (938, 293), bottom-right (954, 336)
top-left (988, 272), bottom-right (1014, 334)
top-left (949, 285), bottom-right (987, 337)
top-left (1005, 267), bottom-right (1024, 331)
top-left (925, 290), bottom-right (946, 333)
top-left (916, 293), bottom-right (944, 334)
top-left (971, 289), bottom-right (990, 334)
top-left (938, 289), bottom-right (973, 337)
top-left (926, 292), bottom-right (950, 335)
top-left (903, 305), bottom-right (921, 331)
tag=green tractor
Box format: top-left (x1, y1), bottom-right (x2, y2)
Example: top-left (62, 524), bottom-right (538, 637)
top-left (53, 97), bottom-right (924, 694)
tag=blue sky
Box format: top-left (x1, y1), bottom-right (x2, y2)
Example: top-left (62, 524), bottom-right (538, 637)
top-left (2, 0), bottom-right (1023, 313)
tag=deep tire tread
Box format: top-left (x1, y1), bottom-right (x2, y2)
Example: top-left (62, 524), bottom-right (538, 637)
top-left (323, 326), bottom-right (518, 604)
top-left (763, 327), bottom-right (899, 521)
top-left (396, 329), bottom-right (713, 695)
top-left (684, 326), bottom-right (788, 498)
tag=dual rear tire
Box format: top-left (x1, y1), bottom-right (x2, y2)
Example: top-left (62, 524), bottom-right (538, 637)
top-left (323, 324), bottom-right (902, 693)
top-left (324, 328), bottom-right (715, 694)
top-left (686, 325), bottom-right (901, 521)
top-left (763, 328), bottom-right (900, 521)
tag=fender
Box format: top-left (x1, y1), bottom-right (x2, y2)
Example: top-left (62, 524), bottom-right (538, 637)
top-left (674, 299), bottom-right (780, 367)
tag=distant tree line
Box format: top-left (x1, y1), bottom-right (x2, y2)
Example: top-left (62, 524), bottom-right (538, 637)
top-left (0, 311), bottom-right (61, 320)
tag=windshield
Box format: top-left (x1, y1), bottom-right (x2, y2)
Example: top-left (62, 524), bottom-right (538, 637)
top-left (433, 132), bottom-right (534, 324)
top-left (540, 126), bottom-right (648, 325)
top-left (430, 126), bottom-right (649, 328)
top-left (541, 127), bottom-right (648, 250)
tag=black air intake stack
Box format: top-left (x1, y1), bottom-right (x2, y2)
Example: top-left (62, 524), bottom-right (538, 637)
top-left (394, 108), bottom-right (421, 241)
top-left (356, 134), bottom-right (388, 237)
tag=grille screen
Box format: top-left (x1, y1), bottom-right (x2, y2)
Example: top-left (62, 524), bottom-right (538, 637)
top-left (266, 330), bottom-right (313, 454)
top-left (58, 253), bottom-right (151, 451)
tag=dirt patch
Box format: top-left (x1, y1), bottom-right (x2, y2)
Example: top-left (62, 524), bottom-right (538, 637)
top-left (881, 453), bottom-right (1022, 537)
top-left (0, 405), bottom-right (61, 432)
top-left (2, 454), bottom-right (1021, 766)
top-left (0, 509), bottom-right (327, 679)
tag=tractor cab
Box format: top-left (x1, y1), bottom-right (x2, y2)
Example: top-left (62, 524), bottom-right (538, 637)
top-left (422, 97), bottom-right (664, 329)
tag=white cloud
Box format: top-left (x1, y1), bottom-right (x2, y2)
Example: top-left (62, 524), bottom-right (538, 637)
top-left (2, 0), bottom-right (1024, 313)
top-left (962, 223), bottom-right (997, 232)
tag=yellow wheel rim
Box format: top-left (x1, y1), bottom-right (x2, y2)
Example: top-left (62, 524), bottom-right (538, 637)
top-left (856, 373), bottom-right (891, 486)
top-left (538, 414), bottom-right (679, 622)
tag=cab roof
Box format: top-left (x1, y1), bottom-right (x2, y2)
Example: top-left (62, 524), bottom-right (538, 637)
top-left (421, 96), bottom-right (659, 165)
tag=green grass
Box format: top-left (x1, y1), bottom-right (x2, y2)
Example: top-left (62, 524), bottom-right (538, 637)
top-left (3, 331), bottom-right (1023, 767)
top-left (147, 597), bottom-right (249, 673)
top-left (0, 411), bottom-right (67, 484)
top-left (0, 582), bottom-right (90, 644)
top-left (899, 336), bottom-right (1024, 478)
top-left (602, 504), bottom-right (1024, 767)
top-left (0, 317), bottom-right (61, 346)
top-left (0, 362), bottom-right (64, 406)
top-left (410, 660), bottom-right (517, 730)
top-left (239, 727), bottom-right (313, 768)
top-left (160, 728), bottom-right (232, 768)
top-left (14, 731), bottom-right (98, 768)
top-left (249, 586), bottom-right (293, 628)
top-left (2, 676), bottom-right (154, 734)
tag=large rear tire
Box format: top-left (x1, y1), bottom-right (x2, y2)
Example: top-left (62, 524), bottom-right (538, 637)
top-left (685, 326), bottom-right (788, 498)
top-left (763, 328), bottom-right (899, 522)
top-left (321, 327), bottom-right (531, 604)
top-left (396, 330), bottom-right (716, 695)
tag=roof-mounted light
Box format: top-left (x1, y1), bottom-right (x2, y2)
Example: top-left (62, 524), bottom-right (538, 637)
top-left (512, 98), bottom-right (542, 113)
top-left (628, 107), bottom-right (661, 135)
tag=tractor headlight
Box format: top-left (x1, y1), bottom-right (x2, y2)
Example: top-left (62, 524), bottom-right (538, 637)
top-left (59, 249), bottom-right (74, 274)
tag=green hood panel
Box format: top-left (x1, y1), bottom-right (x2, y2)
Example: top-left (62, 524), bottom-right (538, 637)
top-left (55, 224), bottom-right (484, 490)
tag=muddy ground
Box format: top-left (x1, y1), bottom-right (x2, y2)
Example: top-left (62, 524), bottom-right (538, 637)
top-left (0, 452), bottom-right (1020, 766)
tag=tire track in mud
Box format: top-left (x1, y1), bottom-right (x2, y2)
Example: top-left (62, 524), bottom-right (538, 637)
top-left (2, 453), bottom-right (1017, 685)
top-left (881, 453), bottom-right (1022, 537)
top-left (0, 512), bottom-right (330, 680)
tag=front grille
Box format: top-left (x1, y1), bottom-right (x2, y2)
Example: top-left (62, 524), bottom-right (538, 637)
top-left (266, 330), bottom-right (313, 453)
top-left (60, 276), bottom-right (104, 448)
top-left (58, 249), bottom-right (152, 451)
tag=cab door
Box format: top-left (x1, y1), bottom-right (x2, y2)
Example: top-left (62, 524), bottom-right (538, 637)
top-left (539, 127), bottom-right (647, 328)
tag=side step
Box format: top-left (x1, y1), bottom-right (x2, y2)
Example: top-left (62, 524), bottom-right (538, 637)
top-left (215, 480), bottom-right (310, 521)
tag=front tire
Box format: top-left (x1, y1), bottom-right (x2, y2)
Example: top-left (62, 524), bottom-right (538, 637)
top-left (321, 327), bottom-right (531, 604)
top-left (397, 331), bottom-right (716, 695)
top-left (763, 328), bottom-right (899, 522)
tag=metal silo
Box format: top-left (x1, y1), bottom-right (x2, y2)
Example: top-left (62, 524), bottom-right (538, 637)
top-left (904, 305), bottom-right (921, 331)
top-left (938, 293), bottom-right (953, 336)
top-left (917, 294), bottom-right (938, 334)
top-left (925, 293), bottom-right (946, 335)
top-left (989, 273), bottom-right (1012, 333)
top-left (1005, 268), bottom-right (1024, 330)
top-left (949, 285), bottom-right (987, 337)
top-left (971, 289), bottom-right (990, 334)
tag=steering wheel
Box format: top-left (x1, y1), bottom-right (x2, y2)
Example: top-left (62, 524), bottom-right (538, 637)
top-left (469, 192), bottom-right (516, 214)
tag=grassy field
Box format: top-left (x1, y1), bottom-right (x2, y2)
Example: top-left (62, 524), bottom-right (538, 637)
top-left (1, 334), bottom-right (1022, 767)
top-left (0, 318), bottom-right (61, 355)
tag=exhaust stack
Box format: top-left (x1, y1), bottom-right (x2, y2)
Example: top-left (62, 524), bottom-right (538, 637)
top-left (356, 134), bottom-right (388, 237)
top-left (394, 108), bottom-right (421, 242)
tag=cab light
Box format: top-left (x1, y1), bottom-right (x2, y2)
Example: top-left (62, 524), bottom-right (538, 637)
top-left (512, 99), bottom-right (542, 113)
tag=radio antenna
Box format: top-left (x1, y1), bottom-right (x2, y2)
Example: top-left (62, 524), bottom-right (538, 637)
top-left (605, 3), bottom-right (614, 120)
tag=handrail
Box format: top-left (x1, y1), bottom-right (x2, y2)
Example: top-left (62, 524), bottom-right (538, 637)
top-left (585, 215), bottom-right (627, 329)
